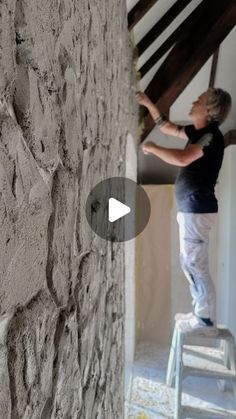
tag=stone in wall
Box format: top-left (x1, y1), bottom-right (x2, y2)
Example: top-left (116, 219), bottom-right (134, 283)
top-left (0, 0), bottom-right (138, 417)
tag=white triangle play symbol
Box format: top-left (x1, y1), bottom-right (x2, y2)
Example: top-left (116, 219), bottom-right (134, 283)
top-left (108, 198), bottom-right (131, 222)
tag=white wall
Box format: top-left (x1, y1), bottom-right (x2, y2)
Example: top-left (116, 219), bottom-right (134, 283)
top-left (170, 28), bottom-right (236, 135)
top-left (214, 28), bottom-right (236, 134)
top-left (136, 185), bottom-right (191, 345)
top-left (217, 145), bottom-right (236, 337)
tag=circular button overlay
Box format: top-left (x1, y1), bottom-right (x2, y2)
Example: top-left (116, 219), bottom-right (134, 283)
top-left (85, 177), bottom-right (151, 242)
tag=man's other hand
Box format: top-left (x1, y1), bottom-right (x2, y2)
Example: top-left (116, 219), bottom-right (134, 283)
top-left (141, 141), bottom-right (155, 155)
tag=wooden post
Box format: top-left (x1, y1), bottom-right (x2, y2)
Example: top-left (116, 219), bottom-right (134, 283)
top-left (209, 47), bottom-right (219, 88)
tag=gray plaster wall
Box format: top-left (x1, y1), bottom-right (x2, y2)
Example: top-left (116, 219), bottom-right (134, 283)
top-left (0, 1), bottom-right (138, 418)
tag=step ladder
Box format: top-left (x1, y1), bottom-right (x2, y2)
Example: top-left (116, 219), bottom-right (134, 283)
top-left (166, 324), bottom-right (236, 419)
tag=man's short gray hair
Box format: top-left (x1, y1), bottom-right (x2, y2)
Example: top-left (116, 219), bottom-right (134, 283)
top-left (206, 88), bottom-right (232, 125)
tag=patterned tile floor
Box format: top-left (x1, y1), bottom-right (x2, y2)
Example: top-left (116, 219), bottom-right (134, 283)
top-left (126, 342), bottom-right (236, 419)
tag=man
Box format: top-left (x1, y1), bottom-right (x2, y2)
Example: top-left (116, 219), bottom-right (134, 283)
top-left (136, 88), bottom-right (232, 335)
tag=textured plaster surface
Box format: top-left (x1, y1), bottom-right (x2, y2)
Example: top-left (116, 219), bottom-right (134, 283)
top-left (0, 0), bottom-right (138, 417)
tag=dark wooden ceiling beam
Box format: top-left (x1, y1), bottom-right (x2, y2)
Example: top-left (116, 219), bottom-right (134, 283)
top-left (137, 0), bottom-right (193, 56)
top-left (145, 0), bottom-right (235, 102)
top-left (139, 0), bottom-right (209, 78)
top-left (209, 47), bottom-right (219, 88)
top-left (128, 0), bottom-right (160, 31)
top-left (224, 130), bottom-right (236, 147)
top-left (141, 0), bottom-right (236, 141)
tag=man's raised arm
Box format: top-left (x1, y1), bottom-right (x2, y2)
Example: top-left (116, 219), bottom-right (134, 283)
top-left (136, 91), bottom-right (188, 140)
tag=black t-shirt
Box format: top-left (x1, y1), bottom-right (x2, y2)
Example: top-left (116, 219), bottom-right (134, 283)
top-left (175, 123), bottom-right (224, 213)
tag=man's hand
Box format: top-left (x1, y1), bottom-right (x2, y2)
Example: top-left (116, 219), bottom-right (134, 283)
top-left (141, 141), bottom-right (155, 155)
top-left (136, 91), bottom-right (152, 108)
top-left (136, 91), bottom-right (188, 141)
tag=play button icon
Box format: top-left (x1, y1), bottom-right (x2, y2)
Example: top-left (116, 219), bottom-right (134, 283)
top-left (85, 177), bottom-right (151, 242)
top-left (108, 198), bottom-right (131, 222)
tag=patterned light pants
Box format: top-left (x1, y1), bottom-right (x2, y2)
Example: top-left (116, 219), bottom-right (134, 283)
top-left (177, 212), bottom-right (217, 322)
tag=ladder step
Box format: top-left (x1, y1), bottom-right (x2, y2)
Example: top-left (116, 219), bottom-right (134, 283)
top-left (183, 345), bottom-right (224, 366)
top-left (182, 326), bottom-right (234, 340)
top-left (184, 365), bottom-right (236, 380)
top-left (182, 404), bottom-right (236, 418)
top-left (167, 325), bottom-right (236, 418)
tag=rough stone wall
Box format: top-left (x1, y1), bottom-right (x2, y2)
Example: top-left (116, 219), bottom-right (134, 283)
top-left (0, 1), bottom-right (137, 418)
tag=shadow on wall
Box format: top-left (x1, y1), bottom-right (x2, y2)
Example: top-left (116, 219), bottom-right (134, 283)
top-left (138, 123), bottom-right (188, 184)
top-left (138, 148), bottom-right (179, 184)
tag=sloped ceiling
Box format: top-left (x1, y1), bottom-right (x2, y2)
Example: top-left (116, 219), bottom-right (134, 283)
top-left (127, 0), bottom-right (236, 183)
